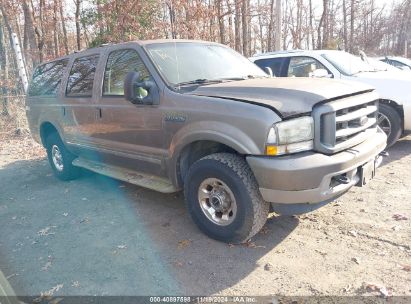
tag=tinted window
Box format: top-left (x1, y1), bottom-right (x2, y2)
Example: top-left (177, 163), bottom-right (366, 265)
top-left (103, 49), bottom-right (150, 96)
top-left (288, 56), bottom-right (328, 77)
top-left (390, 60), bottom-right (407, 68)
top-left (254, 58), bottom-right (285, 76)
top-left (28, 59), bottom-right (68, 96)
top-left (66, 55), bottom-right (99, 97)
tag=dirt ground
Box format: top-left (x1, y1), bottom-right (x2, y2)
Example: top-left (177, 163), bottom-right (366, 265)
top-left (0, 134), bottom-right (410, 298)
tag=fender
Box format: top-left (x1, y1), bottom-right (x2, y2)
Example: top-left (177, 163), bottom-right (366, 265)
top-left (167, 121), bottom-right (263, 186)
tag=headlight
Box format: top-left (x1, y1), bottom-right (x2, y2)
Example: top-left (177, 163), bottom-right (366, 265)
top-left (266, 116), bottom-right (314, 155)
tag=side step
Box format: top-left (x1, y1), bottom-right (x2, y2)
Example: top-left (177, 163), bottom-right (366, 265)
top-left (72, 158), bottom-right (178, 193)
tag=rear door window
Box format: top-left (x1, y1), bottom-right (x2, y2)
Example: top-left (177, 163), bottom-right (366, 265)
top-left (28, 59), bottom-right (69, 96)
top-left (103, 49), bottom-right (150, 96)
top-left (66, 55), bottom-right (99, 97)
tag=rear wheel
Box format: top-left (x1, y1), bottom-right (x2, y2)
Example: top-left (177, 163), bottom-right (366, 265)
top-left (184, 153), bottom-right (269, 243)
top-left (378, 104), bottom-right (402, 147)
top-left (46, 132), bottom-right (80, 181)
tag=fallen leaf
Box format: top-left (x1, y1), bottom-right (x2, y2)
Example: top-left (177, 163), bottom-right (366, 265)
top-left (351, 257), bottom-right (360, 265)
top-left (348, 230), bottom-right (358, 237)
top-left (42, 261), bottom-right (52, 271)
top-left (259, 226), bottom-right (271, 235)
top-left (400, 264), bottom-right (411, 272)
top-left (364, 283), bottom-right (390, 298)
top-left (342, 284), bottom-right (352, 292)
top-left (393, 214), bottom-right (408, 221)
top-left (41, 284), bottom-right (63, 297)
top-left (177, 239), bottom-right (191, 249)
top-left (264, 263), bottom-right (273, 271)
top-left (71, 281), bottom-right (80, 288)
top-left (37, 226), bottom-right (56, 236)
top-left (243, 240), bottom-right (266, 249)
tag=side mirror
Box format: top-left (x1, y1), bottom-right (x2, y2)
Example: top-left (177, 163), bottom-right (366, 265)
top-left (124, 71), bottom-right (158, 105)
top-left (310, 68), bottom-right (332, 78)
top-left (264, 66), bottom-right (274, 77)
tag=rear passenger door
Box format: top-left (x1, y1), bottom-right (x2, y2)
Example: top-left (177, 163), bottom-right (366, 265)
top-left (92, 47), bottom-right (165, 175)
top-left (63, 54), bottom-right (100, 155)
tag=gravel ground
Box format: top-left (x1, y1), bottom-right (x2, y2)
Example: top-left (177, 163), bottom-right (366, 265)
top-left (0, 134), bottom-right (410, 299)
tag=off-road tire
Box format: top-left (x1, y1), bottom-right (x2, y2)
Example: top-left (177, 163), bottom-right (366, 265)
top-left (379, 104), bottom-right (402, 147)
top-left (46, 132), bottom-right (80, 181)
top-left (184, 153), bottom-right (269, 243)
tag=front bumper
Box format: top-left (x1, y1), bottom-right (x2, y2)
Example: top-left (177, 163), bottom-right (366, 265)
top-left (247, 129), bottom-right (387, 204)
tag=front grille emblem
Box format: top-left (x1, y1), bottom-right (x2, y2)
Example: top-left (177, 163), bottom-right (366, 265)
top-left (359, 116), bottom-right (369, 126)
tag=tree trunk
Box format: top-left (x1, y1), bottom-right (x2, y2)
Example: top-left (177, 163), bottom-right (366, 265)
top-left (53, 0), bottom-right (60, 57)
top-left (58, 0), bottom-right (69, 54)
top-left (267, 0), bottom-right (274, 52)
top-left (309, 0), bottom-right (315, 49)
top-left (0, 14), bottom-right (9, 116)
top-left (343, 0), bottom-right (348, 50)
top-left (75, 0), bottom-right (81, 50)
top-left (234, 0), bottom-right (241, 52)
top-left (241, 0), bottom-right (248, 56)
top-left (350, 0), bottom-right (354, 52)
top-left (217, 0), bottom-right (225, 44)
top-left (322, 0), bottom-right (329, 48)
top-left (21, 0), bottom-right (38, 66)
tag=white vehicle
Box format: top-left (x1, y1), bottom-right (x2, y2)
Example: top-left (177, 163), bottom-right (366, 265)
top-left (378, 56), bottom-right (411, 72)
top-left (250, 50), bottom-right (411, 146)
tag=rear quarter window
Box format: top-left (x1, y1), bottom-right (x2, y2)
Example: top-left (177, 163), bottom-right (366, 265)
top-left (28, 59), bottom-right (69, 96)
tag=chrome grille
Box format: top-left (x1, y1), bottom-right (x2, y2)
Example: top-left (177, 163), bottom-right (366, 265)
top-left (312, 91), bottom-right (379, 154)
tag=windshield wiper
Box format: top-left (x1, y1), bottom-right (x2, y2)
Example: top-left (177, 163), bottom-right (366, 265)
top-left (175, 79), bottom-right (224, 87)
top-left (351, 70), bottom-right (373, 75)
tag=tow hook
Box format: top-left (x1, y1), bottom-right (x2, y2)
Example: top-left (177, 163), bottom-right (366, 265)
top-left (335, 175), bottom-right (350, 185)
top-left (375, 151), bottom-right (388, 168)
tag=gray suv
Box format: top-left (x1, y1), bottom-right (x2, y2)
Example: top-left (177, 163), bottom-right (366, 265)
top-left (26, 40), bottom-right (387, 243)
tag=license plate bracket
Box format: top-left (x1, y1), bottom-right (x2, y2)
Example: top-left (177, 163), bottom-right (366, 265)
top-left (358, 159), bottom-right (376, 187)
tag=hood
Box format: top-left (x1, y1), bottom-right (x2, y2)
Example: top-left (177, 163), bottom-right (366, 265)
top-left (350, 71), bottom-right (411, 104)
top-left (187, 78), bottom-right (373, 118)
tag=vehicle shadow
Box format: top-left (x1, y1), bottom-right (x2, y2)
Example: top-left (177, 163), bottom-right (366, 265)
top-left (0, 158), bottom-right (298, 296)
top-left (380, 135), bottom-right (411, 167)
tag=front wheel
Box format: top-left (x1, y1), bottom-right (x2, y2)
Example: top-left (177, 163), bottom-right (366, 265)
top-left (378, 104), bottom-right (402, 147)
top-left (184, 153), bottom-right (269, 243)
top-left (46, 132), bottom-right (80, 181)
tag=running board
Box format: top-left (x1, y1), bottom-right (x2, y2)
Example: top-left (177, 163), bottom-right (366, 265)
top-left (72, 158), bottom-right (178, 193)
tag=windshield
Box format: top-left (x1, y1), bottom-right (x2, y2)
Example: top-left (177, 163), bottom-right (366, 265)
top-left (396, 57), bottom-right (411, 66)
top-left (368, 58), bottom-right (398, 72)
top-left (145, 42), bottom-right (267, 87)
top-left (322, 51), bottom-right (375, 76)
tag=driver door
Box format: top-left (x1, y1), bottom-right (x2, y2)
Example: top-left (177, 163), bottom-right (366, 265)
top-left (92, 47), bottom-right (166, 175)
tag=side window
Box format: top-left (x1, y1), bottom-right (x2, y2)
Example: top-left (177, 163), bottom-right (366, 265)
top-left (288, 56), bottom-right (329, 77)
top-left (254, 58), bottom-right (285, 77)
top-left (28, 59), bottom-right (68, 96)
top-left (390, 60), bottom-right (407, 68)
top-left (103, 49), bottom-right (150, 96)
top-left (66, 55), bottom-right (99, 97)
